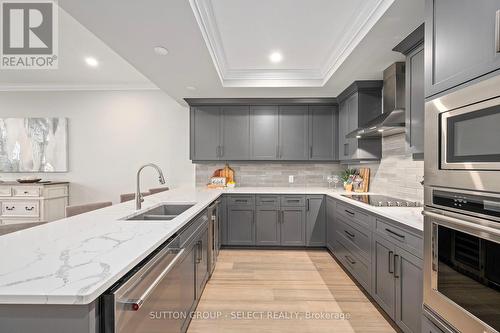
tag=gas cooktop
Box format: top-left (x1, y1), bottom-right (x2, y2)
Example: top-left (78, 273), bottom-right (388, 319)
top-left (341, 194), bottom-right (421, 207)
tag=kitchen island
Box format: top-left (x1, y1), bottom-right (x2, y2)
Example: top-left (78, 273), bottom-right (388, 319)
top-left (0, 186), bottom-right (423, 333)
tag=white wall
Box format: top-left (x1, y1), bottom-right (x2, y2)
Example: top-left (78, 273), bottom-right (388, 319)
top-left (0, 90), bottom-right (194, 205)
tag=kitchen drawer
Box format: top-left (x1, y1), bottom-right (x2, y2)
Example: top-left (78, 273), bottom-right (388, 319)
top-left (334, 238), bottom-right (371, 292)
top-left (0, 187), bottom-right (12, 197)
top-left (280, 195), bottom-right (305, 207)
top-left (1, 218), bottom-right (42, 225)
top-left (12, 186), bottom-right (41, 197)
top-left (376, 218), bottom-right (423, 259)
top-left (335, 216), bottom-right (371, 262)
top-left (336, 201), bottom-right (372, 230)
top-left (256, 195), bottom-right (279, 208)
top-left (227, 195), bottom-right (255, 207)
top-left (1, 201), bottom-right (40, 217)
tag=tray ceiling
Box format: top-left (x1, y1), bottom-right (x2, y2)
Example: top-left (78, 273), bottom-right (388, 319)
top-left (190, 0), bottom-right (395, 87)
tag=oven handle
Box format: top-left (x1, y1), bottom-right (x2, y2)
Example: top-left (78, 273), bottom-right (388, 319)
top-left (423, 210), bottom-right (500, 238)
top-left (121, 248), bottom-right (185, 311)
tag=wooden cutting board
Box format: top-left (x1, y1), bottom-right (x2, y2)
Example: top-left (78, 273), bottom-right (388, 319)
top-left (210, 164), bottom-right (235, 184)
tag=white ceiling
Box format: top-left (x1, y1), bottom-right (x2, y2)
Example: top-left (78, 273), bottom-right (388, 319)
top-left (5, 0), bottom-right (424, 104)
top-left (190, 0), bottom-right (395, 87)
top-left (0, 6), bottom-right (157, 91)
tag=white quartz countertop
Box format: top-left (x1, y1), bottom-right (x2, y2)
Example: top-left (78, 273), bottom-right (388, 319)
top-left (0, 186), bottom-right (422, 305)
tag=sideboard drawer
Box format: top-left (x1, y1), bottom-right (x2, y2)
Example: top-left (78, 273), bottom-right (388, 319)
top-left (12, 187), bottom-right (41, 197)
top-left (2, 201), bottom-right (40, 217)
top-left (0, 187), bottom-right (12, 197)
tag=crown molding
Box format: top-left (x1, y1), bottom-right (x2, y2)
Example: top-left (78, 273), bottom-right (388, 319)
top-left (0, 83), bottom-right (160, 92)
top-left (189, 0), bottom-right (394, 88)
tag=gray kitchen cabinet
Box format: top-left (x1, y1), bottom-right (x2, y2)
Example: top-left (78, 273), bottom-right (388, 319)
top-left (256, 207), bottom-right (281, 246)
top-left (278, 106), bottom-right (309, 160)
top-left (227, 207), bottom-right (255, 246)
top-left (309, 106), bottom-right (337, 160)
top-left (281, 207), bottom-right (306, 246)
top-left (250, 106), bottom-right (279, 160)
top-left (338, 101), bottom-right (349, 161)
top-left (425, 0), bottom-right (500, 97)
top-left (326, 197), bottom-right (337, 252)
top-left (372, 233), bottom-right (397, 318)
top-left (337, 82), bottom-right (382, 162)
top-left (220, 196), bottom-right (227, 246)
top-left (221, 106), bottom-right (250, 160)
top-left (195, 226), bottom-right (209, 299)
top-left (190, 106), bottom-right (221, 160)
top-left (395, 247), bottom-right (423, 333)
top-left (306, 196), bottom-right (326, 247)
top-left (406, 44), bottom-right (425, 159)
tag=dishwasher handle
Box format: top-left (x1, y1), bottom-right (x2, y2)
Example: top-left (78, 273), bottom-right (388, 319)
top-left (121, 248), bottom-right (185, 311)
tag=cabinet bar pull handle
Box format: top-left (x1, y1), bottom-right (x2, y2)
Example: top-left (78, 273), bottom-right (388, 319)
top-left (309, 146), bottom-right (313, 158)
top-left (394, 254), bottom-right (400, 278)
top-left (496, 10), bottom-right (500, 53)
top-left (388, 250), bottom-right (394, 274)
top-left (345, 209), bottom-right (355, 216)
top-left (345, 255), bottom-right (356, 265)
top-left (197, 241), bottom-right (202, 263)
top-left (385, 228), bottom-right (405, 240)
top-left (306, 199), bottom-right (310, 211)
top-left (344, 143), bottom-right (349, 156)
top-left (344, 230), bottom-right (355, 238)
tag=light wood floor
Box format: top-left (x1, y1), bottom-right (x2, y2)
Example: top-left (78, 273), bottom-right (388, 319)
top-left (187, 249), bottom-right (398, 333)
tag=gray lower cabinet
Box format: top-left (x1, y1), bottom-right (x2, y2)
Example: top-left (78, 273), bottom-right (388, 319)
top-left (425, 0), bottom-right (500, 97)
top-left (278, 106), bottom-right (309, 160)
top-left (256, 206), bottom-right (280, 246)
top-left (220, 106), bottom-right (250, 160)
top-left (306, 196), bottom-right (326, 246)
top-left (326, 197), bottom-right (336, 252)
top-left (372, 233), bottom-right (423, 333)
top-left (281, 207), bottom-right (306, 246)
top-left (195, 226), bottom-right (210, 299)
top-left (227, 206), bottom-right (255, 246)
top-left (190, 106), bottom-right (221, 160)
top-left (309, 106), bottom-right (337, 160)
top-left (250, 106), bottom-right (279, 160)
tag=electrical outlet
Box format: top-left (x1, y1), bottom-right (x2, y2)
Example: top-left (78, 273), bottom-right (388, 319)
top-left (288, 175), bottom-right (294, 183)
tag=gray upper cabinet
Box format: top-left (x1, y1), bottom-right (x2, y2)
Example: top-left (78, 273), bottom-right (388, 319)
top-left (221, 106), bottom-right (250, 160)
top-left (309, 106), bottom-right (337, 160)
top-left (190, 106), bottom-right (221, 160)
top-left (278, 106), bottom-right (309, 160)
top-left (281, 207), bottom-right (306, 246)
top-left (250, 106), bottom-right (279, 160)
top-left (337, 81), bottom-right (382, 162)
top-left (425, 0), bottom-right (500, 97)
top-left (306, 196), bottom-right (326, 246)
top-left (394, 24), bottom-right (425, 160)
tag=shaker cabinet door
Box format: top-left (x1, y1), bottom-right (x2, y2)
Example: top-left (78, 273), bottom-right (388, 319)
top-left (406, 44), bottom-right (425, 157)
top-left (256, 208), bottom-right (281, 246)
top-left (425, 0), bottom-right (500, 97)
top-left (281, 207), bottom-right (306, 246)
top-left (278, 106), bottom-right (309, 160)
top-left (372, 234), bottom-right (396, 318)
top-left (227, 208), bottom-right (255, 246)
top-left (306, 196), bottom-right (326, 247)
top-left (250, 106), bottom-right (279, 160)
top-left (309, 106), bottom-right (337, 160)
top-left (190, 106), bottom-right (221, 161)
top-left (221, 106), bottom-right (250, 160)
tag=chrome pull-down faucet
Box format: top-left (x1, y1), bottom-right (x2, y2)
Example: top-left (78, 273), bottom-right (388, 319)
top-left (136, 163), bottom-right (166, 210)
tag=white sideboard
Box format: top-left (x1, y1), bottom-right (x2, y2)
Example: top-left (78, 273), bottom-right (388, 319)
top-left (0, 182), bottom-right (69, 225)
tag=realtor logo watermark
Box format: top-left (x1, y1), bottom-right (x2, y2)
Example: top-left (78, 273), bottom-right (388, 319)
top-left (0, 0), bottom-right (58, 69)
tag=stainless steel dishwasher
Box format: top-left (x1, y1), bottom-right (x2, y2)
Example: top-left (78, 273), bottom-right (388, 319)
top-left (101, 236), bottom-right (197, 333)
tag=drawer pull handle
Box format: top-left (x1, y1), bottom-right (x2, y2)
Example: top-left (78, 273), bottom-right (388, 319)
top-left (235, 200), bottom-right (248, 203)
top-left (5, 206), bottom-right (15, 211)
top-left (345, 209), bottom-right (355, 216)
top-left (385, 228), bottom-right (405, 239)
top-left (261, 200), bottom-right (275, 203)
top-left (25, 206), bottom-right (35, 211)
top-left (345, 255), bottom-right (356, 265)
top-left (344, 230), bottom-right (355, 238)
top-left (287, 200), bottom-right (300, 203)
top-left (24, 191), bottom-right (29, 194)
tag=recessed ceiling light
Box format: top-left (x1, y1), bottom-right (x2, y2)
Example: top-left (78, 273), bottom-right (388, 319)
top-left (186, 86), bottom-right (197, 91)
top-left (154, 46), bottom-right (169, 56)
top-left (269, 51), bottom-right (283, 63)
top-left (377, 129), bottom-right (384, 133)
top-left (85, 57), bottom-right (99, 67)
top-left (356, 135), bottom-right (362, 139)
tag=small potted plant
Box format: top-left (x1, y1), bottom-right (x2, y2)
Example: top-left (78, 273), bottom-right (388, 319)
top-left (340, 169), bottom-right (356, 191)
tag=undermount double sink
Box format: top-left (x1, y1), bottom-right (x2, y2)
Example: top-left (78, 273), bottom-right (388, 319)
top-left (125, 204), bottom-right (194, 221)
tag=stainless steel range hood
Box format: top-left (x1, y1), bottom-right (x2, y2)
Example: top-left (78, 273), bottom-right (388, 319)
top-left (347, 62), bottom-right (405, 138)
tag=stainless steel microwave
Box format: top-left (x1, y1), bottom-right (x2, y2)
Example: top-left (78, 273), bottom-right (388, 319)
top-left (425, 75), bottom-right (500, 193)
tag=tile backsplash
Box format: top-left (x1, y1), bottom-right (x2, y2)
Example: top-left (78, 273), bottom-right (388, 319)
top-left (195, 133), bottom-right (424, 202)
top-left (349, 133), bottom-right (424, 202)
